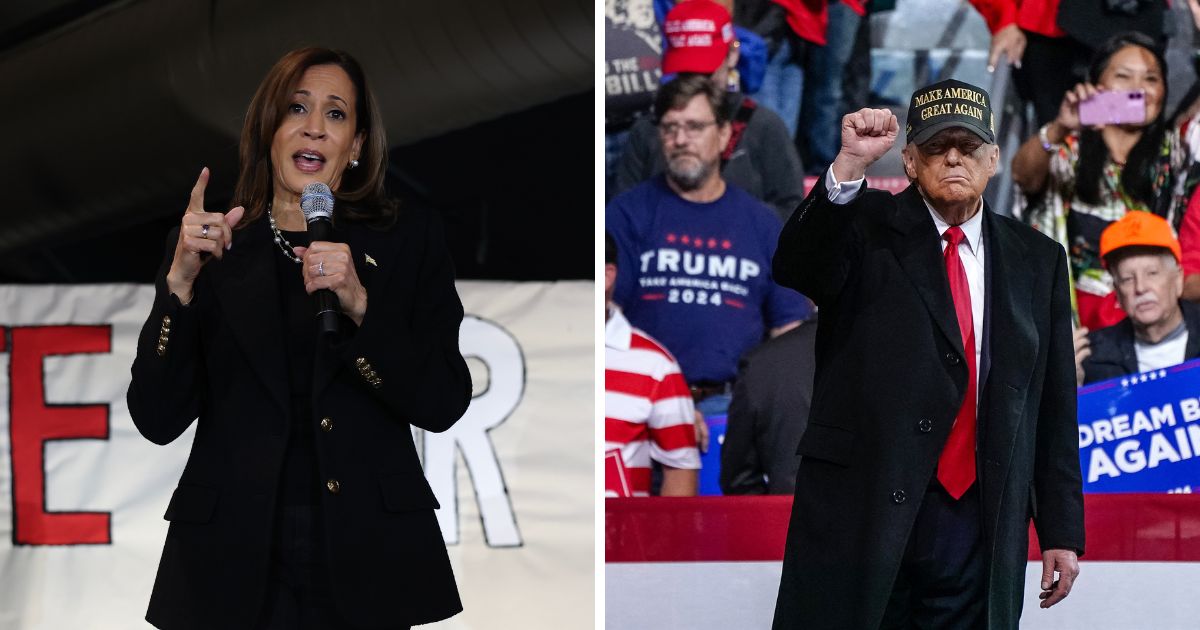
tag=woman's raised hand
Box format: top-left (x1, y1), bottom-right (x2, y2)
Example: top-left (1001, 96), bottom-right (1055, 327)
top-left (1055, 82), bottom-right (1102, 135)
top-left (165, 167), bottom-right (245, 304)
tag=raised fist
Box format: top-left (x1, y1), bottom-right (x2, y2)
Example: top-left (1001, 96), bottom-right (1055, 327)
top-left (831, 108), bottom-right (899, 182)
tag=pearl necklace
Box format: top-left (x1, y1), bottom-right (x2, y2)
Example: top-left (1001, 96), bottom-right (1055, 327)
top-left (267, 203), bottom-right (303, 264)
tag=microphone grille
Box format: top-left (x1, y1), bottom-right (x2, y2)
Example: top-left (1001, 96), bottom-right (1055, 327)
top-left (300, 182), bottom-right (334, 222)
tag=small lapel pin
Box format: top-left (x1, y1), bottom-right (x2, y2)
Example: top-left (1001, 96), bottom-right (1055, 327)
top-left (364, 253), bottom-right (378, 267)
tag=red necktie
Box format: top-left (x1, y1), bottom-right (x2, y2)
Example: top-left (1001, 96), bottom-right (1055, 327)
top-left (937, 226), bottom-right (977, 500)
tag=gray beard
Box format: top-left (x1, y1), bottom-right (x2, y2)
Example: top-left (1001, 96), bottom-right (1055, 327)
top-left (666, 157), bottom-right (715, 192)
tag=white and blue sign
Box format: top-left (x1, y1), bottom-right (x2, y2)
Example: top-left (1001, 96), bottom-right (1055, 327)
top-left (1078, 359), bottom-right (1200, 493)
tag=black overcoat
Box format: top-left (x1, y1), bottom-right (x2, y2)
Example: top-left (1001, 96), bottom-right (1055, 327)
top-left (127, 206), bottom-right (471, 630)
top-left (770, 182), bottom-right (1085, 629)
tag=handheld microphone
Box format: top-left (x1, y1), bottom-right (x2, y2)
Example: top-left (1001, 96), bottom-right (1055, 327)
top-left (300, 182), bottom-right (339, 335)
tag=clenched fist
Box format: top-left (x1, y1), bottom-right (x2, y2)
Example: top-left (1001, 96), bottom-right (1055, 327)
top-left (830, 108), bottom-right (899, 183)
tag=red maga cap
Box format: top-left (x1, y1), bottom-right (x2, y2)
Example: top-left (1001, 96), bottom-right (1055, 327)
top-left (661, 0), bottom-right (734, 75)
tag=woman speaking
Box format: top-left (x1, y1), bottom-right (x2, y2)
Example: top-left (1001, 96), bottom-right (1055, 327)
top-left (127, 47), bottom-right (472, 630)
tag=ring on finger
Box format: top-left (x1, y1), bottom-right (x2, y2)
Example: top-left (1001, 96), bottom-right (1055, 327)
top-left (201, 224), bottom-right (210, 238)
top-left (318, 261), bottom-right (325, 277)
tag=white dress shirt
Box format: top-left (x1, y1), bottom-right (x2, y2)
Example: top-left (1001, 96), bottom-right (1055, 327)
top-left (825, 168), bottom-right (985, 396)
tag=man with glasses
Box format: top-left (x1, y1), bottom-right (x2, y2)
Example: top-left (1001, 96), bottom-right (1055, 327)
top-left (771, 79), bottom-right (1084, 628)
top-left (610, 0), bottom-right (804, 221)
top-left (1076, 211), bottom-right (1200, 386)
top-left (606, 74), bottom-right (811, 428)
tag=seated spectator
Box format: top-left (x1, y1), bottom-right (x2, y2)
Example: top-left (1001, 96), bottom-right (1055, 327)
top-left (605, 233), bottom-right (700, 497)
top-left (1012, 32), bottom-right (1188, 331)
top-left (696, 0), bottom-right (770, 96)
top-left (607, 75), bottom-right (812, 420)
top-left (612, 0), bottom-right (805, 220)
top-left (1076, 212), bottom-right (1200, 385)
top-left (720, 322), bottom-right (816, 495)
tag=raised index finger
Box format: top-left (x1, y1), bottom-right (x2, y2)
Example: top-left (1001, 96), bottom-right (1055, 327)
top-left (187, 167), bottom-right (209, 214)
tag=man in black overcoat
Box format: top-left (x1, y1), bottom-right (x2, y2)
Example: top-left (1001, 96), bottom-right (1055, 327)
top-left (770, 79), bottom-right (1085, 628)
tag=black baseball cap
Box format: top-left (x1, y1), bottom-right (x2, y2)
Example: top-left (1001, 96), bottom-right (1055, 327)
top-left (905, 79), bottom-right (995, 145)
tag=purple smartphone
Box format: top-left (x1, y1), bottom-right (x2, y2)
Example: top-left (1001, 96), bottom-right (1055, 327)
top-left (1078, 90), bottom-right (1146, 126)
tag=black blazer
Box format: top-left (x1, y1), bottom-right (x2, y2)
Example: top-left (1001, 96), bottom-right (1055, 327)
top-left (770, 181), bottom-right (1084, 629)
top-left (1082, 299), bottom-right (1200, 384)
top-left (127, 207), bottom-right (471, 630)
top-left (720, 322), bottom-right (816, 495)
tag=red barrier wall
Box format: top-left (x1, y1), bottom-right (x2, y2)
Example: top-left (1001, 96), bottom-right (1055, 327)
top-left (606, 494), bottom-right (1200, 562)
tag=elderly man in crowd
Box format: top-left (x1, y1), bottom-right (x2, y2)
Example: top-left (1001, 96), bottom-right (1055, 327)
top-left (770, 79), bottom-right (1083, 628)
top-left (606, 74), bottom-right (811, 423)
top-left (1076, 212), bottom-right (1200, 385)
top-left (612, 0), bottom-right (805, 220)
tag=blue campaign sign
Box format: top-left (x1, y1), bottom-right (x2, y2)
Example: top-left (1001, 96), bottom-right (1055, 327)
top-left (1077, 359), bottom-right (1200, 493)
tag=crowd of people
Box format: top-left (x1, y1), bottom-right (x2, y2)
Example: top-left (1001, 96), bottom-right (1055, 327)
top-left (605, 0), bottom-right (1200, 497)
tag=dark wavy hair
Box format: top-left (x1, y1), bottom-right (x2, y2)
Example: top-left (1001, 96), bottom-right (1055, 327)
top-left (653, 74), bottom-right (730, 125)
top-left (231, 47), bottom-right (396, 228)
top-left (1075, 32), bottom-right (1168, 211)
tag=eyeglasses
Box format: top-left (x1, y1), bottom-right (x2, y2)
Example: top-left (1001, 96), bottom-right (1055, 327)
top-left (657, 120), bottom-right (718, 139)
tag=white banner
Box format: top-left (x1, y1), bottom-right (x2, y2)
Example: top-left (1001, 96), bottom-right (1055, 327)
top-left (606, 561), bottom-right (1200, 629)
top-left (0, 281), bottom-right (594, 629)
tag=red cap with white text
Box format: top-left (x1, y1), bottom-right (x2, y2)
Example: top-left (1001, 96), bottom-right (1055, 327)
top-left (661, 0), bottom-right (734, 75)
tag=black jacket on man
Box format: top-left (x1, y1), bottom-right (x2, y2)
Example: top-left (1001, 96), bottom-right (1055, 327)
top-left (720, 322), bottom-right (816, 495)
top-left (128, 207), bottom-right (471, 630)
top-left (770, 181), bottom-right (1084, 629)
top-left (1081, 299), bottom-right (1200, 384)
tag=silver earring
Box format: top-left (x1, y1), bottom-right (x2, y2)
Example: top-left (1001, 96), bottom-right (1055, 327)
top-left (349, 159), bottom-right (359, 169)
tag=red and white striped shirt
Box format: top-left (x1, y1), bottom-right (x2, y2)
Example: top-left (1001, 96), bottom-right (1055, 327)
top-left (605, 307), bottom-right (700, 497)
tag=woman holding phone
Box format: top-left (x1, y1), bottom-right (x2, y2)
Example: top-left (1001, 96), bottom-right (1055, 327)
top-left (127, 47), bottom-right (471, 630)
top-left (1012, 32), bottom-right (1186, 330)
